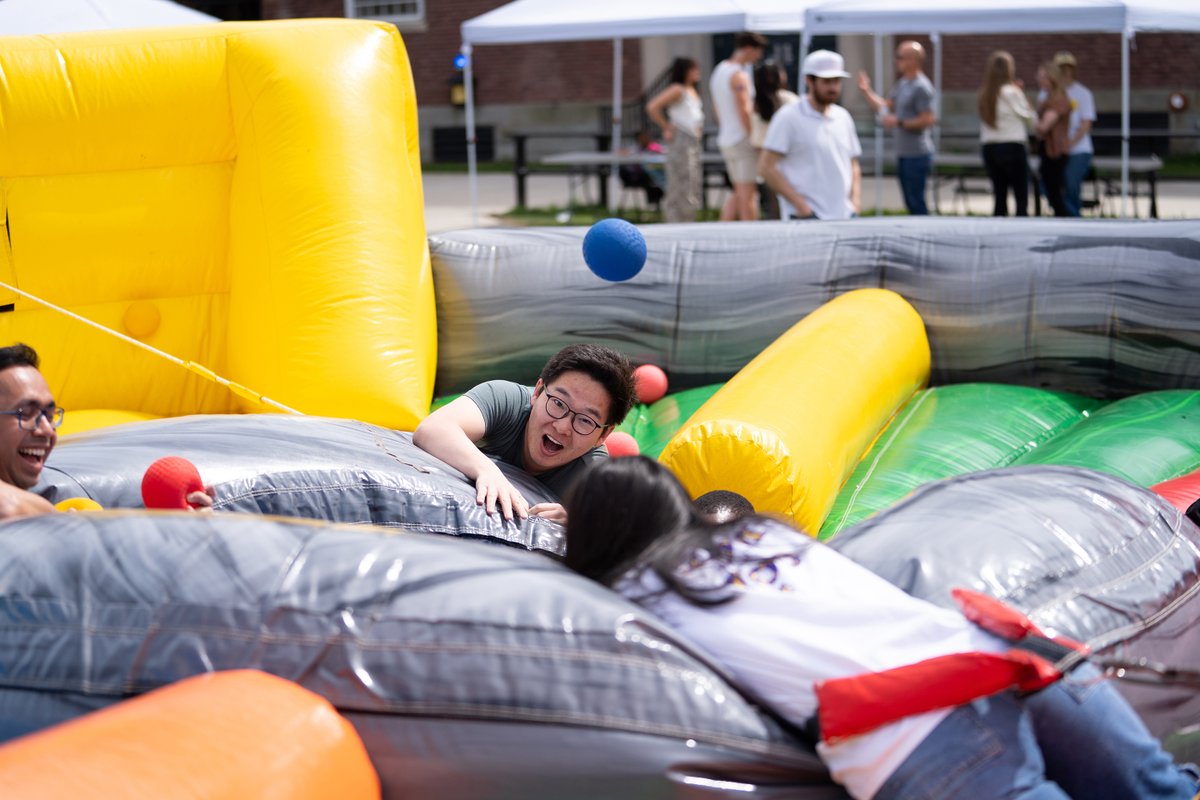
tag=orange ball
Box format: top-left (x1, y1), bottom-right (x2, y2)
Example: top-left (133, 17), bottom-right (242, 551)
top-left (604, 431), bottom-right (641, 458)
top-left (633, 364), bottom-right (668, 404)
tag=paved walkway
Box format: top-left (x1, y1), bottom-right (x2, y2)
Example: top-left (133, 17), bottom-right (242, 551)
top-left (424, 170), bottom-right (1199, 235)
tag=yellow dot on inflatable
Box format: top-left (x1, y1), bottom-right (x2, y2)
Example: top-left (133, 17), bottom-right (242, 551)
top-left (55, 497), bottom-right (103, 512)
top-left (123, 300), bottom-right (161, 340)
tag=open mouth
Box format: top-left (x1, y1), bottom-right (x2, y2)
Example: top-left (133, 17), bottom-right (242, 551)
top-left (18, 446), bottom-right (46, 469)
top-left (541, 434), bottom-right (565, 456)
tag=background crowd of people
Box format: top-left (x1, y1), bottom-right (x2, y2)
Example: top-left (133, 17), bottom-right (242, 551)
top-left (643, 36), bottom-right (1097, 222)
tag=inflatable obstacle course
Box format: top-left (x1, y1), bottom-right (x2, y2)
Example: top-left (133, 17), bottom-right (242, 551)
top-left (660, 288), bottom-right (930, 532)
top-left (0, 671), bottom-right (379, 800)
top-left (0, 19), bottom-right (434, 433)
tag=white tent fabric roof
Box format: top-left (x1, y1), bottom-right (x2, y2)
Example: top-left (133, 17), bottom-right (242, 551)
top-left (0, 0), bottom-right (218, 35)
top-left (803, 0), bottom-right (1200, 34)
top-left (462, 0), bottom-right (805, 45)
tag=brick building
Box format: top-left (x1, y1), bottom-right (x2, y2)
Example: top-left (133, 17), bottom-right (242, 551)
top-left (182, 1), bottom-right (1200, 161)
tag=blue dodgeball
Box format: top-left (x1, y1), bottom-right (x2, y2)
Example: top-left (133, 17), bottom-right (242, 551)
top-left (583, 218), bottom-right (647, 282)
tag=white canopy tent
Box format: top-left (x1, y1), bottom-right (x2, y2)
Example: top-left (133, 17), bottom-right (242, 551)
top-left (0, 0), bottom-right (218, 34)
top-left (802, 0), bottom-right (1200, 217)
top-left (459, 0), bottom-right (810, 224)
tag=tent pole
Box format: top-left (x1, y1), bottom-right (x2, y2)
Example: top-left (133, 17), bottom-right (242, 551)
top-left (463, 43), bottom-right (478, 227)
top-left (874, 33), bottom-right (883, 216)
top-left (931, 32), bottom-right (941, 215)
top-left (1121, 29), bottom-right (1130, 218)
top-left (609, 37), bottom-right (623, 215)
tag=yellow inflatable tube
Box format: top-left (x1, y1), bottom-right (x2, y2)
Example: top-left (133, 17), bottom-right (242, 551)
top-left (0, 20), bottom-right (434, 434)
top-left (659, 289), bottom-right (930, 533)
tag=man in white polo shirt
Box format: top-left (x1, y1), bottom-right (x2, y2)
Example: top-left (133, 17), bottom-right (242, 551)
top-left (759, 50), bottom-right (862, 221)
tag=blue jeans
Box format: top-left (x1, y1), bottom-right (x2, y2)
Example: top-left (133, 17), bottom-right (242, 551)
top-left (896, 154), bottom-right (931, 215)
top-left (1028, 664), bottom-right (1200, 800)
top-left (1062, 152), bottom-right (1092, 216)
top-left (874, 665), bottom-right (1199, 800)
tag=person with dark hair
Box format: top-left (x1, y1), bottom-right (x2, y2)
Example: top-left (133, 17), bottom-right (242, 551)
top-left (564, 456), bottom-right (1200, 800)
top-left (759, 50), bottom-right (861, 221)
top-left (977, 50), bottom-right (1034, 217)
top-left (749, 61), bottom-right (800, 219)
top-left (694, 489), bottom-right (755, 523)
top-left (646, 57), bottom-right (703, 223)
top-left (710, 32), bottom-right (769, 221)
top-left (0, 343), bottom-right (60, 518)
top-left (414, 344), bottom-right (636, 524)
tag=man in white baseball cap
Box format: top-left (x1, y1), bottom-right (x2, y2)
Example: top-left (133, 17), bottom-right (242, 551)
top-left (758, 50), bottom-right (862, 221)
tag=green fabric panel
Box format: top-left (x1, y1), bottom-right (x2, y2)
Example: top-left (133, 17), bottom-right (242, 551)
top-left (621, 384), bottom-right (724, 460)
top-left (429, 393), bottom-right (461, 413)
top-left (820, 383), bottom-right (1100, 541)
top-left (1014, 389), bottom-right (1200, 486)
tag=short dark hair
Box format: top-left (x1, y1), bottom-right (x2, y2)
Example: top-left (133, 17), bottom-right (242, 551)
top-left (1187, 497), bottom-right (1200, 528)
top-left (540, 344), bottom-right (636, 426)
top-left (735, 32), bottom-right (769, 51)
top-left (669, 57), bottom-right (698, 86)
top-left (694, 490), bottom-right (755, 523)
top-left (0, 343), bottom-right (40, 372)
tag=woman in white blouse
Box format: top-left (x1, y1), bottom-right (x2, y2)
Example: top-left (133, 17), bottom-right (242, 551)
top-left (647, 58), bottom-right (704, 223)
top-left (977, 51), bottom-right (1034, 216)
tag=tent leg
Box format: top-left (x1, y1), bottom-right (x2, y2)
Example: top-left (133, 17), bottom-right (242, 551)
top-left (1121, 29), bottom-right (1130, 218)
top-left (931, 32), bottom-right (942, 215)
top-left (609, 37), bottom-right (623, 215)
top-left (463, 43), bottom-right (478, 227)
top-left (874, 33), bottom-right (883, 216)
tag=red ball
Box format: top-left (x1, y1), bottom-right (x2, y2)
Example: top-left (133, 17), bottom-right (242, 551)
top-left (142, 456), bottom-right (204, 510)
top-left (633, 364), bottom-right (669, 404)
top-left (604, 431), bottom-right (641, 458)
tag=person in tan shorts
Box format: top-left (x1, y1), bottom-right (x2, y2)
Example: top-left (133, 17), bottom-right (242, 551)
top-left (710, 32), bottom-right (768, 221)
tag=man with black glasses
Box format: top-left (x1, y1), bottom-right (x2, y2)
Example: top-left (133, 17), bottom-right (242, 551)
top-left (0, 343), bottom-right (62, 517)
top-left (414, 344), bottom-right (636, 524)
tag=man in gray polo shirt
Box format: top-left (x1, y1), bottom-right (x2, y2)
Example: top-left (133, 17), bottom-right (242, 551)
top-left (413, 343), bottom-right (636, 524)
top-left (857, 40), bottom-right (936, 215)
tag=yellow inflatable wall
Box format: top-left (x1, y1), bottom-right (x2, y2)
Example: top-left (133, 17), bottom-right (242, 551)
top-left (659, 289), bottom-right (931, 533)
top-left (0, 19), bottom-right (434, 434)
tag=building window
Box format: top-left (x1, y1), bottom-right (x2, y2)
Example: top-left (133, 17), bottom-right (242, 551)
top-left (347, 0), bottom-right (426, 31)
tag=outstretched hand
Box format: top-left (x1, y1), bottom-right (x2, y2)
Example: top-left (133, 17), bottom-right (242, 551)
top-left (186, 486), bottom-right (216, 512)
top-left (476, 464), bottom-right (529, 521)
top-left (529, 502), bottom-right (567, 525)
top-left (856, 70), bottom-right (872, 93)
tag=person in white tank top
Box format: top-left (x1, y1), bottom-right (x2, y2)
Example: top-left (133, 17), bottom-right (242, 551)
top-left (709, 32), bottom-right (768, 221)
top-left (647, 57), bottom-right (705, 223)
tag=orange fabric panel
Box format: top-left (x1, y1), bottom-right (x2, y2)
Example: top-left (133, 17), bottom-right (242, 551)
top-left (0, 670), bottom-right (380, 799)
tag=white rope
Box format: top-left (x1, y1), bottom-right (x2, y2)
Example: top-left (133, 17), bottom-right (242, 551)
top-left (0, 280), bottom-right (304, 416)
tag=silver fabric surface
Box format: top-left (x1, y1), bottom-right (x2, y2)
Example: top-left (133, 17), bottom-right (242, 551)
top-left (0, 512), bottom-right (834, 798)
top-left (430, 219), bottom-right (1200, 397)
top-left (831, 464), bottom-right (1200, 740)
top-left (37, 414), bottom-right (567, 554)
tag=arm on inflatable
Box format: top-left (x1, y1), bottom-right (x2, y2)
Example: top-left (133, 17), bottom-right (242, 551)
top-left (0, 483), bottom-right (55, 519)
top-left (413, 396), bottom-right (529, 521)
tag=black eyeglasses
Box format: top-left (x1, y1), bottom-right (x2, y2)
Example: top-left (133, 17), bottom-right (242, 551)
top-left (544, 391), bottom-right (604, 436)
top-left (1, 404), bottom-right (65, 431)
